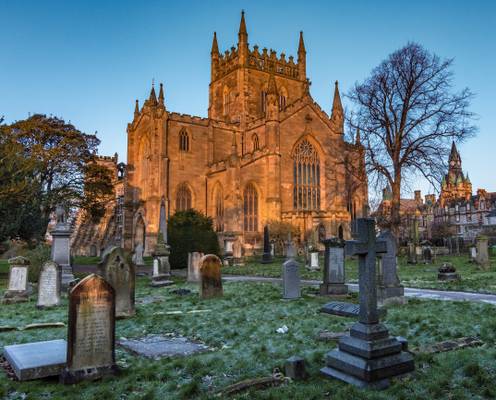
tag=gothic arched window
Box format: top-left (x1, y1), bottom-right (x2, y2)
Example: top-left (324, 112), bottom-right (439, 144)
top-left (279, 87), bottom-right (288, 111)
top-left (215, 187), bottom-right (224, 232)
top-left (176, 183), bottom-right (192, 211)
top-left (252, 134), bottom-right (260, 152)
top-left (243, 183), bottom-right (258, 232)
top-left (292, 139), bottom-right (321, 210)
top-left (179, 130), bottom-right (189, 152)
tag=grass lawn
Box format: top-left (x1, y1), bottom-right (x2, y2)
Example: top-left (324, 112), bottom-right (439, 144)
top-left (223, 255), bottom-right (496, 294)
top-left (1, 276), bottom-right (496, 399)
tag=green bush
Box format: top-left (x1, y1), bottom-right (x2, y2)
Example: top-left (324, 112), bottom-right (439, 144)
top-left (168, 209), bottom-right (220, 269)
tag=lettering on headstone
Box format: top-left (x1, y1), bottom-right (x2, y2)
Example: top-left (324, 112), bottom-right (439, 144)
top-left (2, 257), bottom-right (30, 304)
top-left (37, 261), bottom-right (61, 308)
top-left (9, 267), bottom-right (27, 291)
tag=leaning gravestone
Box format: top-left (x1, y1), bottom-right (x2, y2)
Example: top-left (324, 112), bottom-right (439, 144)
top-left (2, 256), bottom-right (30, 304)
top-left (37, 261), bottom-right (61, 308)
top-left (377, 230), bottom-right (404, 304)
top-left (187, 252), bottom-right (204, 283)
top-left (321, 218), bottom-right (414, 389)
top-left (200, 254), bottom-right (223, 299)
top-left (475, 235), bottom-right (490, 268)
top-left (60, 274), bottom-right (118, 383)
top-left (99, 247), bottom-right (135, 318)
top-left (282, 259), bottom-right (300, 299)
top-left (320, 239), bottom-right (347, 295)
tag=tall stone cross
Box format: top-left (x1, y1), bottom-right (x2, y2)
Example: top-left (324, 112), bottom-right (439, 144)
top-left (345, 218), bottom-right (386, 325)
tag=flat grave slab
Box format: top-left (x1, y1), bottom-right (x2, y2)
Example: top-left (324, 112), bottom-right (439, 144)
top-left (320, 301), bottom-right (360, 317)
top-left (3, 339), bottom-right (67, 381)
top-left (118, 335), bottom-right (209, 359)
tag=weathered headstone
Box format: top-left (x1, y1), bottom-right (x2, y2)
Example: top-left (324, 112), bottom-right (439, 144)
top-left (187, 252), bottom-right (204, 283)
top-left (320, 239), bottom-right (347, 295)
top-left (99, 247), bottom-right (135, 318)
top-left (407, 242), bottom-right (417, 264)
top-left (438, 262), bottom-right (460, 281)
top-left (285, 233), bottom-right (296, 260)
top-left (151, 203), bottom-right (173, 287)
top-left (422, 246), bottom-right (432, 264)
top-left (285, 356), bottom-right (307, 380)
top-left (60, 274), bottom-right (118, 384)
top-left (2, 256), bottom-right (30, 304)
top-left (470, 246), bottom-right (477, 262)
top-left (261, 225), bottom-right (273, 264)
top-left (282, 259), bottom-right (300, 299)
top-left (51, 204), bottom-right (74, 288)
top-left (132, 243), bottom-right (145, 266)
top-left (37, 261), bottom-right (61, 308)
top-left (3, 339), bottom-right (67, 381)
top-left (200, 254), bottom-right (223, 299)
top-left (475, 235), bottom-right (490, 268)
top-left (377, 230), bottom-right (404, 304)
top-left (321, 301), bottom-right (360, 317)
top-left (321, 218), bottom-right (414, 389)
top-left (310, 252), bottom-right (320, 270)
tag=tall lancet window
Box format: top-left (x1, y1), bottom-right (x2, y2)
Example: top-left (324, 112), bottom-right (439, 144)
top-left (179, 129), bottom-right (189, 152)
top-left (292, 139), bottom-right (321, 210)
top-left (243, 183), bottom-right (258, 232)
top-left (176, 183), bottom-right (192, 211)
top-left (215, 187), bottom-right (224, 232)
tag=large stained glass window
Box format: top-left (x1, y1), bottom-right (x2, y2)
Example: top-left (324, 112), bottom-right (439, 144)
top-left (176, 183), bottom-right (192, 211)
top-left (292, 139), bottom-right (320, 210)
top-left (243, 183), bottom-right (258, 232)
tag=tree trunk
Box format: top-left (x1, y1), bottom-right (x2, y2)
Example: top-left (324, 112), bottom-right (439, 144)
top-left (390, 176), bottom-right (402, 238)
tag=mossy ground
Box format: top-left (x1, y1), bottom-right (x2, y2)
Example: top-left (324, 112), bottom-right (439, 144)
top-left (223, 254), bottom-right (496, 293)
top-left (1, 276), bottom-right (496, 399)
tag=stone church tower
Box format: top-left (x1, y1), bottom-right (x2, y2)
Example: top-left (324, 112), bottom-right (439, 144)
top-left (439, 142), bottom-right (472, 207)
top-left (123, 12), bottom-right (368, 256)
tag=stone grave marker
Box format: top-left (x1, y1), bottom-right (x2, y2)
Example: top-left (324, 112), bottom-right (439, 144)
top-left (320, 239), bottom-right (347, 295)
top-left (200, 254), bottom-right (223, 299)
top-left (60, 274), bottom-right (118, 384)
top-left (407, 242), bottom-right (417, 264)
top-left (475, 235), bottom-right (490, 268)
top-left (37, 261), bottom-right (61, 308)
top-left (2, 256), bottom-right (30, 304)
top-left (282, 259), bottom-right (300, 299)
top-left (285, 233), bottom-right (296, 260)
top-left (150, 206), bottom-right (173, 287)
top-left (187, 252), bottom-right (204, 283)
top-left (261, 225), bottom-right (273, 264)
top-left (99, 247), bottom-right (135, 318)
top-left (309, 251), bottom-right (320, 270)
top-left (321, 301), bottom-right (360, 317)
top-left (422, 246), bottom-right (432, 264)
top-left (51, 204), bottom-right (75, 288)
top-left (377, 230), bottom-right (404, 304)
top-left (470, 246), bottom-right (477, 262)
top-left (3, 339), bottom-right (67, 381)
top-left (321, 218), bottom-right (414, 389)
top-left (132, 243), bottom-right (145, 266)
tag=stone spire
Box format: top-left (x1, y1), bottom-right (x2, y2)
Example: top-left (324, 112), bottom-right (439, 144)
top-left (211, 31), bottom-right (219, 55)
top-left (158, 83), bottom-right (165, 106)
top-left (449, 141), bottom-right (461, 164)
top-left (297, 31), bottom-right (306, 80)
top-left (331, 81), bottom-right (344, 133)
top-left (148, 83), bottom-right (157, 105)
top-left (355, 127), bottom-right (361, 145)
top-left (237, 11), bottom-right (249, 64)
top-left (134, 99), bottom-right (139, 118)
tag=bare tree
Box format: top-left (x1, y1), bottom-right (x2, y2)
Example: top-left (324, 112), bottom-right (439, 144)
top-left (348, 42), bottom-right (476, 234)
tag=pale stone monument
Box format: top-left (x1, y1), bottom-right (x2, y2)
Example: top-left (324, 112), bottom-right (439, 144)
top-left (60, 274), bottom-right (118, 383)
top-left (200, 254), bottom-right (223, 299)
top-left (151, 200), bottom-right (173, 287)
top-left (320, 239), bottom-right (347, 295)
top-left (307, 251), bottom-right (320, 271)
top-left (321, 218), bottom-right (414, 389)
top-left (37, 261), bottom-right (61, 308)
top-left (187, 252), bottom-right (204, 283)
top-left (475, 235), bottom-right (490, 268)
top-left (99, 247), bottom-right (135, 318)
top-left (51, 204), bottom-right (74, 288)
top-left (2, 256), bottom-right (30, 304)
top-left (377, 230), bottom-right (404, 304)
top-left (282, 259), bottom-right (300, 299)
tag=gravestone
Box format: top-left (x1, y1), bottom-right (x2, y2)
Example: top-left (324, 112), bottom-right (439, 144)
top-left (321, 218), bottom-right (414, 389)
top-left (309, 252), bottom-right (320, 270)
top-left (200, 254), bottom-right (223, 299)
top-left (285, 233), bottom-right (296, 260)
top-left (99, 247), bottom-right (135, 318)
top-left (377, 230), bottom-right (404, 304)
top-left (151, 203), bottom-right (173, 287)
top-left (2, 256), bottom-right (30, 304)
top-left (118, 335), bottom-right (209, 359)
top-left (37, 261), bottom-right (61, 308)
top-left (438, 262), bottom-right (460, 281)
top-left (285, 356), bottom-right (307, 380)
top-left (475, 236), bottom-right (490, 268)
top-left (51, 204), bottom-right (74, 288)
top-left (422, 246), bottom-right (432, 264)
top-left (261, 225), bottom-right (273, 264)
top-left (132, 243), bottom-right (145, 266)
top-left (282, 259), bottom-right (300, 299)
top-left (3, 339), bottom-right (67, 381)
top-left (187, 252), bottom-right (204, 283)
top-left (320, 239), bottom-right (347, 295)
top-left (470, 246), bottom-right (477, 262)
top-left (407, 242), bottom-right (417, 264)
top-left (321, 301), bottom-right (360, 317)
top-left (60, 274), bottom-right (118, 384)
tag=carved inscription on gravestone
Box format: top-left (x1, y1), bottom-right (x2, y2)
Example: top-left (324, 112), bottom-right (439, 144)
top-left (37, 261), bottom-right (61, 308)
top-left (9, 267), bottom-right (28, 291)
top-left (328, 247), bottom-right (345, 283)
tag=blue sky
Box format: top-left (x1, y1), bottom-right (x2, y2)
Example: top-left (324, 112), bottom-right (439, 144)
top-left (1, 0), bottom-right (494, 198)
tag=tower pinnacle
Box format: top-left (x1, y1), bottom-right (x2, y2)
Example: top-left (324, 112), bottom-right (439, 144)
top-left (158, 83), bottom-right (165, 105)
top-left (331, 81), bottom-right (344, 133)
top-left (211, 31), bottom-right (219, 55)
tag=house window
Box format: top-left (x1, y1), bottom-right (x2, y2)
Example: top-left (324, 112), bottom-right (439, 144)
top-left (215, 189), bottom-right (224, 232)
top-left (179, 130), bottom-right (189, 152)
top-left (243, 183), bottom-right (258, 232)
top-left (292, 139), bottom-right (321, 210)
top-left (176, 183), bottom-right (192, 211)
top-left (252, 134), bottom-right (260, 152)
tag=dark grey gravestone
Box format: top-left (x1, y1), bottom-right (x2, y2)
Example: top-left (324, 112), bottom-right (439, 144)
top-left (2, 256), bottom-right (30, 304)
top-left (321, 218), bottom-right (414, 389)
top-left (285, 356), bottom-right (307, 380)
top-left (320, 239), bottom-right (348, 295)
top-left (377, 230), bottom-right (404, 304)
top-left (98, 247), bottom-right (135, 318)
top-left (118, 335), bottom-right (209, 359)
top-left (261, 225), bottom-right (273, 264)
top-left (51, 205), bottom-right (74, 288)
top-left (422, 246), bottom-right (432, 264)
top-left (282, 259), bottom-right (300, 299)
top-left (321, 301), bottom-right (360, 317)
top-left (3, 339), bottom-right (67, 381)
top-left (37, 261), bottom-right (61, 308)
